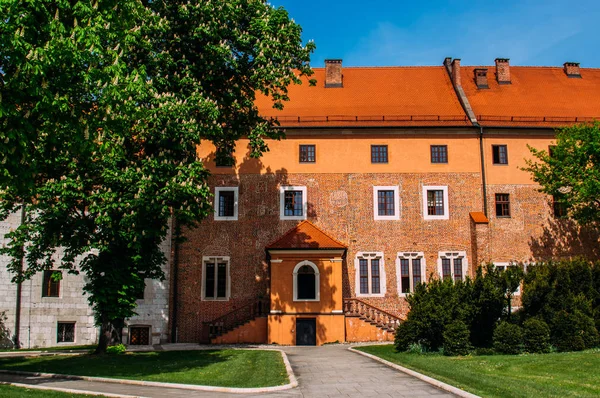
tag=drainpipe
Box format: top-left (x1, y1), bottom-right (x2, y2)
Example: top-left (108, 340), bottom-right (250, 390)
top-left (170, 218), bottom-right (180, 343)
top-left (13, 205), bottom-right (26, 349)
top-left (478, 125), bottom-right (488, 217)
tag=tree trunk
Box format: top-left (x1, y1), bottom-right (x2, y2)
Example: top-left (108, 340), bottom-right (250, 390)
top-left (95, 317), bottom-right (124, 354)
top-left (95, 319), bottom-right (110, 354)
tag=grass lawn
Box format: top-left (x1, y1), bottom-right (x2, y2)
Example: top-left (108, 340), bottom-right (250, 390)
top-left (0, 385), bottom-right (98, 397)
top-left (0, 349), bottom-right (288, 388)
top-left (357, 345), bottom-right (600, 398)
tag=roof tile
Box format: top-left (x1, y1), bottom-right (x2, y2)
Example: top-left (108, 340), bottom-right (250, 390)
top-left (266, 220), bottom-right (346, 250)
top-left (256, 67), bottom-right (471, 127)
top-left (461, 66), bottom-right (600, 127)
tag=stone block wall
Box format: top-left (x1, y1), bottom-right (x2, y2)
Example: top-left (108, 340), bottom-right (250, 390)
top-left (0, 212), bottom-right (171, 348)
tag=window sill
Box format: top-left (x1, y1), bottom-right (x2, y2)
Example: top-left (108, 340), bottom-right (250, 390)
top-left (202, 297), bottom-right (230, 301)
top-left (356, 293), bottom-right (385, 298)
top-left (496, 216), bottom-right (511, 218)
top-left (214, 217), bottom-right (238, 221)
top-left (492, 163), bottom-right (509, 166)
top-left (293, 298), bottom-right (320, 302)
top-left (280, 215), bottom-right (307, 221)
top-left (374, 216), bottom-right (400, 221)
top-left (423, 215), bottom-right (449, 220)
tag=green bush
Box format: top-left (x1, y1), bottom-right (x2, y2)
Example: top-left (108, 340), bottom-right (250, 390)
top-left (523, 318), bottom-right (551, 353)
top-left (106, 344), bottom-right (126, 355)
top-left (0, 311), bottom-right (13, 349)
top-left (407, 343), bottom-right (425, 354)
top-left (396, 265), bottom-right (511, 352)
top-left (493, 321), bottom-right (523, 355)
top-left (553, 310), bottom-right (599, 352)
top-left (394, 320), bottom-right (417, 352)
top-left (443, 320), bottom-right (472, 356)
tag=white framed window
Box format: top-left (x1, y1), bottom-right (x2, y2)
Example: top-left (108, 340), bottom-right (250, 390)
top-left (396, 252), bottom-right (426, 296)
top-left (373, 186), bottom-right (400, 220)
top-left (280, 186), bottom-right (307, 220)
top-left (355, 252), bottom-right (386, 297)
top-left (437, 251), bottom-right (468, 282)
top-left (214, 187), bottom-right (239, 221)
top-left (494, 262), bottom-right (521, 295)
top-left (423, 185), bottom-right (449, 220)
top-left (202, 256), bottom-right (231, 301)
top-left (293, 261), bottom-right (320, 302)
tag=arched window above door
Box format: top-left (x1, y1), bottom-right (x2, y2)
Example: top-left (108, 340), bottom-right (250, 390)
top-left (293, 261), bottom-right (320, 301)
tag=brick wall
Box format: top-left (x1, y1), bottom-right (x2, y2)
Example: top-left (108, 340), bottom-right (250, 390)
top-left (175, 171), bottom-right (485, 341)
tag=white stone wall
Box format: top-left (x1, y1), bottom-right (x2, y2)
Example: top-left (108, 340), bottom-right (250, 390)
top-left (0, 212), bottom-right (171, 348)
top-left (125, 225), bottom-right (172, 345)
top-left (0, 211), bottom-right (21, 348)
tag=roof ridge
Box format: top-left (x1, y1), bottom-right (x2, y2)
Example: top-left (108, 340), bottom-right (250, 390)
top-left (311, 65), bottom-right (445, 70)
top-left (266, 220), bottom-right (346, 250)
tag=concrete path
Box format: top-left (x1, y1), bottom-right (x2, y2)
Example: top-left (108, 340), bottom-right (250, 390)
top-left (0, 345), bottom-right (455, 397)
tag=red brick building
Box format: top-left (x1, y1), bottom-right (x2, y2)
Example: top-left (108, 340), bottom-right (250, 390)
top-left (170, 58), bottom-right (600, 345)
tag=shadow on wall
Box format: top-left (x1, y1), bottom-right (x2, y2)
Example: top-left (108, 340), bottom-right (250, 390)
top-left (189, 147), bottom-right (323, 342)
top-left (529, 214), bottom-right (600, 260)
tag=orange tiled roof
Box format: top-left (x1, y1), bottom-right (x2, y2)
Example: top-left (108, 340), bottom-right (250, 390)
top-left (469, 212), bottom-right (489, 224)
top-left (461, 66), bottom-right (600, 127)
top-left (255, 67), bottom-right (471, 128)
top-left (266, 220), bottom-right (346, 250)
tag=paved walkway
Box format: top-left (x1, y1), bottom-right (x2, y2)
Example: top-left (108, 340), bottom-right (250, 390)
top-left (0, 345), bottom-right (455, 397)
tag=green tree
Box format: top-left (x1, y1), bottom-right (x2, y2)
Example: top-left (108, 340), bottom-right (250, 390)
top-left (0, 0), bottom-right (314, 353)
top-left (525, 122), bottom-right (600, 224)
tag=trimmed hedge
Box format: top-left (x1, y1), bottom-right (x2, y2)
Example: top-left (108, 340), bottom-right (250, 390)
top-left (443, 320), bottom-right (472, 356)
top-left (523, 318), bottom-right (550, 353)
top-left (493, 321), bottom-right (523, 355)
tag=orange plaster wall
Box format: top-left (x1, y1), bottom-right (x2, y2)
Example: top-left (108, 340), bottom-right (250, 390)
top-left (345, 317), bottom-right (394, 342)
top-left (269, 254), bottom-right (343, 313)
top-left (268, 314), bottom-right (345, 345)
top-left (211, 317), bottom-right (268, 345)
top-left (484, 134), bottom-right (555, 185)
top-left (198, 132), bottom-right (481, 175)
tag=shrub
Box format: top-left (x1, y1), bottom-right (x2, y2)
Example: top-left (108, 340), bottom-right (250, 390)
top-left (106, 344), bottom-right (126, 355)
top-left (523, 318), bottom-right (551, 353)
top-left (399, 278), bottom-right (470, 351)
top-left (469, 264), bottom-right (511, 348)
top-left (493, 321), bottom-right (523, 354)
top-left (394, 320), bottom-right (418, 352)
top-left (396, 265), bottom-right (512, 351)
top-left (553, 310), bottom-right (599, 352)
top-left (0, 311), bottom-right (13, 349)
top-left (407, 343), bottom-right (425, 354)
top-left (443, 320), bottom-right (472, 356)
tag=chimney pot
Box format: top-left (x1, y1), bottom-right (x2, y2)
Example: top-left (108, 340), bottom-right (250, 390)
top-left (451, 58), bottom-right (461, 87)
top-left (474, 68), bottom-right (489, 89)
top-left (444, 57), bottom-right (452, 69)
top-left (325, 59), bottom-right (343, 88)
top-left (495, 58), bottom-right (511, 84)
top-left (564, 62), bottom-right (581, 78)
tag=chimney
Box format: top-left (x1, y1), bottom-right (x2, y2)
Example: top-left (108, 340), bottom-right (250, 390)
top-left (443, 57), bottom-right (452, 71)
top-left (495, 58), bottom-right (511, 84)
top-left (325, 59), bottom-right (343, 88)
top-left (474, 68), bottom-right (489, 89)
top-left (451, 58), bottom-right (461, 87)
top-left (564, 62), bottom-right (581, 78)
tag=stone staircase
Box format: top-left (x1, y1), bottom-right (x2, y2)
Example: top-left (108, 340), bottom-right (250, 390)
top-left (343, 298), bottom-right (402, 333)
top-left (203, 298), bottom-right (269, 341)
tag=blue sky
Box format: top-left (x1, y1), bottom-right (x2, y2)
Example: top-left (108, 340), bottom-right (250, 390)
top-left (271, 0), bottom-right (600, 68)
